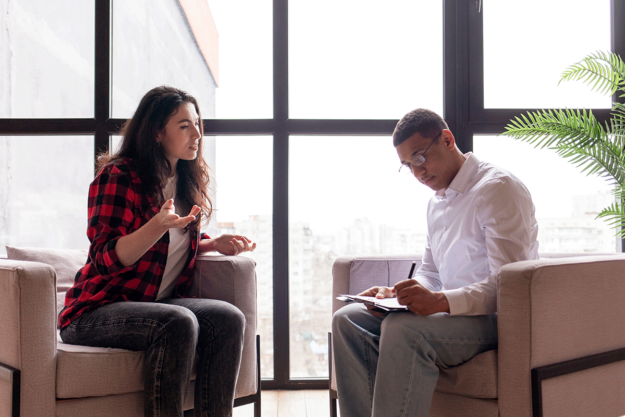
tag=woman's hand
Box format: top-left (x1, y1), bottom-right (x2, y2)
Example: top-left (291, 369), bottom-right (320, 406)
top-left (154, 199), bottom-right (201, 233)
top-left (115, 200), bottom-right (200, 267)
top-left (199, 234), bottom-right (257, 256)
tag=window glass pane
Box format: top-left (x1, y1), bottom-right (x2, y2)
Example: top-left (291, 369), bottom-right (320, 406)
top-left (0, 136), bottom-right (93, 255)
top-left (483, 0), bottom-right (611, 109)
top-left (473, 135), bottom-right (619, 254)
top-left (112, 0), bottom-right (272, 120)
top-left (214, 136), bottom-right (274, 378)
top-left (289, 0), bottom-right (443, 119)
top-left (207, 0), bottom-right (273, 119)
top-left (289, 136), bottom-right (431, 378)
top-left (0, 1), bottom-right (94, 118)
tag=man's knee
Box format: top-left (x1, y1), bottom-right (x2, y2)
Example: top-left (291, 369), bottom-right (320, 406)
top-left (380, 311), bottom-right (432, 340)
top-left (332, 303), bottom-right (375, 339)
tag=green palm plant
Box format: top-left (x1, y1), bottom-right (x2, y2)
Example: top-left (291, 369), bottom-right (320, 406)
top-left (503, 51), bottom-right (625, 236)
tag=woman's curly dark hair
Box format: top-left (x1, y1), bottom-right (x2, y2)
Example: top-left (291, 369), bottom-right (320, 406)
top-left (97, 85), bottom-right (212, 231)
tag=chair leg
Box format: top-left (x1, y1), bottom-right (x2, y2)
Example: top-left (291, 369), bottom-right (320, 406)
top-left (254, 334), bottom-right (261, 417)
top-left (0, 362), bottom-right (20, 417)
top-left (328, 332), bottom-right (338, 417)
top-left (330, 396), bottom-right (338, 417)
top-left (232, 335), bottom-right (261, 415)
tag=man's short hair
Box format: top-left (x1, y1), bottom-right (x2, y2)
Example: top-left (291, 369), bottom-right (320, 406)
top-left (392, 109), bottom-right (449, 147)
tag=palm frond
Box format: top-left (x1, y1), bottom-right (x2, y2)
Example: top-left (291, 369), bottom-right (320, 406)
top-left (507, 51), bottom-right (625, 237)
top-left (503, 108), bottom-right (606, 150)
top-left (560, 50), bottom-right (625, 96)
top-left (554, 140), bottom-right (625, 185)
top-left (611, 102), bottom-right (625, 136)
top-left (597, 202), bottom-right (625, 238)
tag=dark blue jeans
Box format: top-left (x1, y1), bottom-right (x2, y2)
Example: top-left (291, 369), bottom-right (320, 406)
top-left (60, 298), bottom-right (245, 417)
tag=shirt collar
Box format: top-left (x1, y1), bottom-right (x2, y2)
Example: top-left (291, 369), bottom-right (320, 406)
top-left (435, 152), bottom-right (480, 198)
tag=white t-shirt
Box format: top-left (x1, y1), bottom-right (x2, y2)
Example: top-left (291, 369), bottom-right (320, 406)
top-left (415, 152), bottom-right (539, 316)
top-left (156, 175), bottom-right (190, 300)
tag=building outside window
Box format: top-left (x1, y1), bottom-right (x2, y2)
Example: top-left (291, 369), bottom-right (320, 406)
top-left (1, 0), bottom-right (622, 387)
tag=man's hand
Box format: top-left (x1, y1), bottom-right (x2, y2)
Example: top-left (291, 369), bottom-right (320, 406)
top-left (358, 286), bottom-right (396, 317)
top-left (394, 279), bottom-right (450, 316)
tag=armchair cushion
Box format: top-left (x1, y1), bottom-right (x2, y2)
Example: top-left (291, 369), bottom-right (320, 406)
top-left (56, 332), bottom-right (145, 398)
top-left (6, 246), bottom-right (87, 326)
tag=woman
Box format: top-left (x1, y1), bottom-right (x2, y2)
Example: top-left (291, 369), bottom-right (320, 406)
top-left (59, 86), bottom-right (256, 417)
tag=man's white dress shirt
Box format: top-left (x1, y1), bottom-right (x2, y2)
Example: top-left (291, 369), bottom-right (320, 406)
top-left (415, 153), bottom-right (539, 316)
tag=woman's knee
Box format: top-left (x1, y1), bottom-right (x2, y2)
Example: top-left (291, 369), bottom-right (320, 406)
top-left (164, 306), bottom-right (200, 342)
top-left (214, 303), bottom-right (246, 335)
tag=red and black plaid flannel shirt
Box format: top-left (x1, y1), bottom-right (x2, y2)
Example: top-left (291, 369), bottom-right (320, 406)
top-left (59, 158), bottom-right (209, 329)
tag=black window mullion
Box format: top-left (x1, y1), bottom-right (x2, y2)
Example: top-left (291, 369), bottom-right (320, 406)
top-left (444, 0), bottom-right (472, 152)
top-left (0, 119), bottom-right (95, 135)
top-left (273, 0), bottom-right (290, 387)
top-left (95, 0), bottom-right (111, 164)
top-left (611, 0), bottom-right (625, 252)
top-left (468, 0), bottom-right (620, 134)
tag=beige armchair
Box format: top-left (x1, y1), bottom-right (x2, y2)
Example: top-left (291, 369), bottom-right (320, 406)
top-left (329, 253), bottom-right (625, 417)
top-left (0, 247), bottom-right (260, 417)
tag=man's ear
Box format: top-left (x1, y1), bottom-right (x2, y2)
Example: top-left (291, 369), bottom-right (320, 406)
top-left (441, 129), bottom-right (456, 150)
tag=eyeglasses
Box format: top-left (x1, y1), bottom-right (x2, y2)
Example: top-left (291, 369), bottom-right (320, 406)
top-left (398, 132), bottom-right (442, 174)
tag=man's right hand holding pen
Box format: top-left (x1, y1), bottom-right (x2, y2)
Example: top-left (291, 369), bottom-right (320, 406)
top-left (359, 261), bottom-right (450, 317)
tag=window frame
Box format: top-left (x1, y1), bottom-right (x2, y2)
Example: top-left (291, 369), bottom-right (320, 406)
top-left (0, 0), bottom-right (623, 389)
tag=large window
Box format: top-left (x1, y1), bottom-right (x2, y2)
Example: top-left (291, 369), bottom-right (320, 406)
top-left (1, 0), bottom-right (623, 389)
top-left (483, 0), bottom-right (611, 109)
top-left (0, 0), bottom-right (95, 118)
top-left (289, 136), bottom-right (432, 378)
top-left (289, 0), bottom-right (443, 119)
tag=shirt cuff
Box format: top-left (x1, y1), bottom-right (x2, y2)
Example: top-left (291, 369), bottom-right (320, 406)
top-left (102, 238), bottom-right (136, 276)
top-left (442, 289), bottom-right (468, 316)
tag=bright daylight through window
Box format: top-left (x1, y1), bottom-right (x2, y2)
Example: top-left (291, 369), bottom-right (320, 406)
top-left (0, 0), bottom-right (621, 390)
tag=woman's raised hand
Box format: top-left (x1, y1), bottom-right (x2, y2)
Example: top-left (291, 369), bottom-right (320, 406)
top-left (199, 234), bottom-right (257, 256)
top-left (156, 199), bottom-right (201, 231)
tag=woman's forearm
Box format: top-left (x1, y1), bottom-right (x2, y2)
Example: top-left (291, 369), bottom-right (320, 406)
top-left (114, 217), bottom-right (168, 266)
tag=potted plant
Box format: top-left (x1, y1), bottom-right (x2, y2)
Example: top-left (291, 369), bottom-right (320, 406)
top-left (503, 51), bottom-right (625, 236)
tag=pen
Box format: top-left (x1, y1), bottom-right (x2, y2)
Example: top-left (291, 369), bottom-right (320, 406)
top-left (408, 261), bottom-right (416, 279)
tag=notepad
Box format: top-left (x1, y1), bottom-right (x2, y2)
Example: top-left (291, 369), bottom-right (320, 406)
top-left (337, 294), bottom-right (408, 312)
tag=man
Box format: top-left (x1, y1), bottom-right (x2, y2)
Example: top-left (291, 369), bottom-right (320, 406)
top-left (331, 108), bottom-right (539, 417)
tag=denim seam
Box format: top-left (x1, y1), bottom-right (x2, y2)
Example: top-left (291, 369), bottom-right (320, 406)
top-left (363, 332), bottom-right (375, 411)
top-left (427, 339), bottom-right (497, 344)
top-left (399, 334), bottom-right (422, 417)
top-left (197, 317), bottom-right (215, 344)
top-left (71, 317), bottom-right (165, 330)
top-left (154, 326), bottom-right (167, 417)
top-left (199, 342), bottom-right (212, 417)
top-left (197, 318), bottom-right (214, 417)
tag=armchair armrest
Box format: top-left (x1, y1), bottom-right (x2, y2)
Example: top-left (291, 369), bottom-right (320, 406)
top-left (189, 255), bottom-right (257, 398)
top-left (497, 255), bottom-right (625, 417)
top-left (0, 260), bottom-right (57, 417)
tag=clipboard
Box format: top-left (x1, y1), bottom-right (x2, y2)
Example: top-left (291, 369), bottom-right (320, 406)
top-left (337, 294), bottom-right (408, 312)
